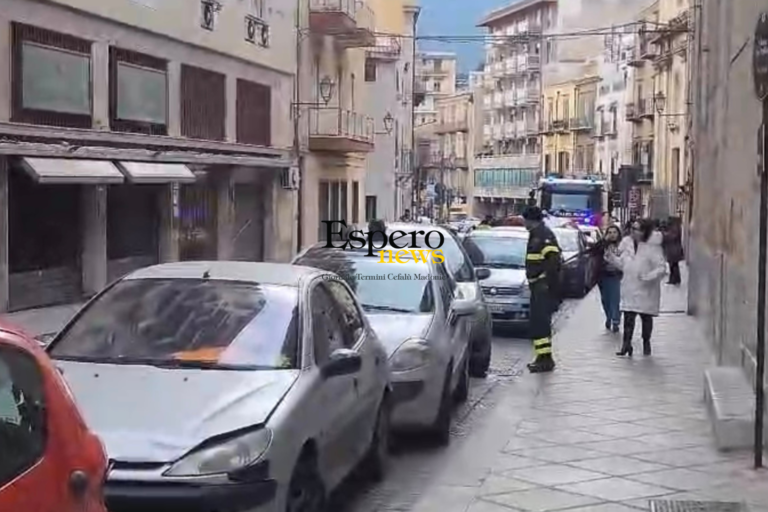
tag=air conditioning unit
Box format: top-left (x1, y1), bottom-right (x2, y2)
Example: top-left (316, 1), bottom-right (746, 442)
top-left (281, 167), bottom-right (300, 190)
top-left (201, 0), bottom-right (221, 31)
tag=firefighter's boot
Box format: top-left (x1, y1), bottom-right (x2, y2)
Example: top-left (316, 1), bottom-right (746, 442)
top-left (527, 355), bottom-right (556, 373)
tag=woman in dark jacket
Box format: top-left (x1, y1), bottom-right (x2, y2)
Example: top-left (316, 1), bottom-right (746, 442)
top-left (594, 224), bottom-right (623, 332)
top-left (662, 217), bottom-right (684, 285)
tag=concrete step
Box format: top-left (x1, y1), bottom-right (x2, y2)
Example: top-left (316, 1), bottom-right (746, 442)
top-left (704, 366), bottom-right (767, 451)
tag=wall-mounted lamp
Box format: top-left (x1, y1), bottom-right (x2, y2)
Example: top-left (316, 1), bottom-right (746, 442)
top-left (318, 75), bottom-right (335, 105)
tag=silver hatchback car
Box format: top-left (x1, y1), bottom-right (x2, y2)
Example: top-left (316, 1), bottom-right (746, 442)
top-left (294, 243), bottom-right (476, 445)
top-left (47, 262), bottom-right (390, 512)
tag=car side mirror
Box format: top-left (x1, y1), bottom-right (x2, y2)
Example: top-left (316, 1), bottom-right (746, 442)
top-left (452, 298), bottom-right (477, 317)
top-left (475, 268), bottom-right (491, 280)
top-left (321, 348), bottom-right (362, 378)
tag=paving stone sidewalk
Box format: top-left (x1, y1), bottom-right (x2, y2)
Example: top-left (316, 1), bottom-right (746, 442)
top-left (409, 270), bottom-right (768, 512)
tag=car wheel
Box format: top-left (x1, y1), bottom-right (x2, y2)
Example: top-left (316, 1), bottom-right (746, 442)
top-left (454, 355), bottom-right (470, 403)
top-left (286, 452), bottom-right (325, 512)
top-left (469, 324), bottom-right (492, 378)
top-left (360, 394), bottom-right (390, 482)
top-left (431, 365), bottom-right (453, 446)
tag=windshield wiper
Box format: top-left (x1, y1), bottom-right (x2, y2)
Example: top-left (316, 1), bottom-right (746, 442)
top-left (362, 304), bottom-right (414, 313)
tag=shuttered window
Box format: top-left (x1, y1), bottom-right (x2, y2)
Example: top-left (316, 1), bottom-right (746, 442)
top-left (180, 64), bottom-right (225, 141)
top-left (236, 79), bottom-right (271, 146)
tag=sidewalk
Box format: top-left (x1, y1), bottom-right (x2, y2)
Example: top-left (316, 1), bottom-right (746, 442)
top-left (0, 302), bottom-right (82, 338)
top-left (410, 271), bottom-right (768, 512)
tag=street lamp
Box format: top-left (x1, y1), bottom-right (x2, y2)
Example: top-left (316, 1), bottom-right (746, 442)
top-left (318, 76), bottom-right (335, 105)
top-left (653, 91), bottom-right (667, 114)
top-left (383, 112), bottom-right (394, 134)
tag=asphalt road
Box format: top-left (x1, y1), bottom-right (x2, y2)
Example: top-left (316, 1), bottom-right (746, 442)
top-left (330, 298), bottom-right (583, 512)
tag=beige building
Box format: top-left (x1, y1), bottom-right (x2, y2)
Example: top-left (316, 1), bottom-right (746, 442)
top-left (299, 0), bottom-right (382, 245)
top-left (541, 68), bottom-right (599, 176)
top-left (0, 0), bottom-right (296, 311)
top-left (649, 0), bottom-right (690, 219)
top-left (415, 51), bottom-right (457, 127)
top-left (434, 91), bottom-right (476, 210)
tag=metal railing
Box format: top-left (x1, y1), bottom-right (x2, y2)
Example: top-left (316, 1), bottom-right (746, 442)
top-left (527, 55), bottom-right (541, 68)
top-left (570, 117), bottom-right (592, 130)
top-left (474, 154), bottom-right (541, 169)
top-left (309, 0), bottom-right (356, 16)
top-left (367, 35), bottom-right (401, 57)
top-left (309, 107), bottom-right (374, 143)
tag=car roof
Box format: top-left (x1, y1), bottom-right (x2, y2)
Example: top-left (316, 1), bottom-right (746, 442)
top-left (124, 261), bottom-right (325, 287)
top-left (469, 227), bottom-right (528, 238)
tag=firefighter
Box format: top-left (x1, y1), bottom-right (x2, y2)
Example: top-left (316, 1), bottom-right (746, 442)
top-left (522, 205), bottom-right (561, 373)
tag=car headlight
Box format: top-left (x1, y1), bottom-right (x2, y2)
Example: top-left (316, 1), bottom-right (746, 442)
top-left (520, 283), bottom-right (531, 298)
top-left (390, 338), bottom-right (431, 372)
top-left (164, 428), bottom-right (272, 477)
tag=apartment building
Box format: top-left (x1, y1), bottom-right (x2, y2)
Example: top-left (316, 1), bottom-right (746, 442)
top-left (648, 0), bottom-right (690, 219)
top-left (0, 0), bottom-right (295, 312)
top-left (414, 51), bottom-right (457, 127)
top-left (301, 0), bottom-right (381, 245)
top-left (363, 0), bottom-right (419, 222)
top-left (434, 91), bottom-right (476, 212)
top-left (541, 66), bottom-right (599, 176)
top-left (624, 1), bottom-right (660, 217)
top-left (474, 0), bottom-right (555, 218)
top-left (594, 32), bottom-right (636, 180)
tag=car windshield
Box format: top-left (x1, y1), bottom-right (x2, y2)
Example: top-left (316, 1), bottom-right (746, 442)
top-left (49, 279), bottom-right (299, 370)
top-left (551, 193), bottom-right (589, 211)
top-left (296, 248), bottom-right (434, 314)
top-left (463, 236), bottom-right (527, 269)
top-left (555, 230), bottom-right (580, 252)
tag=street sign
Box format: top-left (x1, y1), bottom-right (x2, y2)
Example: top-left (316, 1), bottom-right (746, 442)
top-left (754, 12), bottom-right (768, 101)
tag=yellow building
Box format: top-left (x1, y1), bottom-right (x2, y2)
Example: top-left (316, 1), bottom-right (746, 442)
top-left (435, 91), bottom-right (475, 210)
top-left (541, 68), bottom-right (599, 176)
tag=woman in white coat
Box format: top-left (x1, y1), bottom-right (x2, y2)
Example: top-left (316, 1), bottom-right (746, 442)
top-left (605, 219), bottom-right (667, 357)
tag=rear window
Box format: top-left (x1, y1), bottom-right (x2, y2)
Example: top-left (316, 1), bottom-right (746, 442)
top-left (49, 279), bottom-right (300, 370)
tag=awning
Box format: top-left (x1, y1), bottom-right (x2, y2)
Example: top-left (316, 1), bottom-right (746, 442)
top-left (117, 162), bottom-right (196, 183)
top-left (19, 158), bottom-right (124, 184)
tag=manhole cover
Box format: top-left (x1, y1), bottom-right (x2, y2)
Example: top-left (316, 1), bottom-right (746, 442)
top-left (649, 500), bottom-right (746, 512)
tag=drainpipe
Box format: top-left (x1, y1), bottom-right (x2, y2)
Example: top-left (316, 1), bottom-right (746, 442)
top-left (294, 0), bottom-right (304, 254)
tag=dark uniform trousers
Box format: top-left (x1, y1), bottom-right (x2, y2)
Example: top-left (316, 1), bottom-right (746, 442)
top-left (525, 224), bottom-right (561, 363)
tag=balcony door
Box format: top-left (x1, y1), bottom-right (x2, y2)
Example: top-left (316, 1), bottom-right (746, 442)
top-left (318, 180), bottom-right (348, 241)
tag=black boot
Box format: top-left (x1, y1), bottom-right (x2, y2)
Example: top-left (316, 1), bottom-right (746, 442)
top-left (527, 355), bottom-right (556, 373)
top-left (616, 342), bottom-right (633, 357)
top-left (643, 339), bottom-right (652, 356)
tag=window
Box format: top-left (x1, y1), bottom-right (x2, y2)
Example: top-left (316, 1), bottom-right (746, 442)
top-left (434, 81), bottom-right (441, 92)
top-left (180, 64), bottom-right (225, 141)
top-left (318, 181), bottom-right (348, 241)
top-left (365, 58), bottom-right (377, 82)
top-left (50, 279), bottom-right (300, 369)
top-left (110, 47), bottom-right (168, 135)
top-left (352, 181), bottom-right (360, 223)
top-left (325, 281), bottom-right (364, 345)
top-left (11, 23), bottom-right (92, 128)
top-left (365, 195), bottom-right (377, 221)
top-left (310, 285), bottom-right (346, 364)
top-left (435, 263), bottom-right (455, 315)
top-left (0, 344), bottom-right (46, 488)
top-left (236, 79), bottom-right (271, 146)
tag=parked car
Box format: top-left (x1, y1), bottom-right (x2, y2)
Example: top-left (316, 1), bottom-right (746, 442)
top-left (294, 243), bottom-right (477, 445)
top-left (0, 321), bottom-right (108, 512)
top-left (462, 227), bottom-right (531, 329)
top-left (384, 223), bottom-right (493, 377)
top-left (47, 261), bottom-right (390, 512)
top-left (552, 227), bottom-right (595, 297)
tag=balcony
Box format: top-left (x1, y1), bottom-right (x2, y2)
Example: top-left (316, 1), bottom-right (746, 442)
top-left (525, 120), bottom-right (539, 135)
top-left (526, 87), bottom-right (539, 103)
top-left (493, 93), bottom-right (503, 108)
top-left (570, 117), bottom-right (592, 131)
top-left (636, 171), bottom-right (654, 184)
top-left (527, 55), bottom-right (541, 70)
top-left (366, 35), bottom-right (401, 61)
top-left (638, 99), bottom-right (654, 119)
top-left (474, 154), bottom-right (541, 170)
top-left (308, 107), bottom-right (374, 153)
top-left (504, 90), bottom-right (516, 107)
top-left (552, 119), bottom-right (569, 132)
top-left (435, 115), bottom-right (469, 134)
top-left (309, 0), bottom-right (375, 48)
top-left (626, 48), bottom-right (644, 67)
top-left (625, 103), bottom-right (641, 122)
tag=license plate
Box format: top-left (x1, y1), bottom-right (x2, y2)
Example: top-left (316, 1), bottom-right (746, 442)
top-left (487, 304), bottom-right (508, 313)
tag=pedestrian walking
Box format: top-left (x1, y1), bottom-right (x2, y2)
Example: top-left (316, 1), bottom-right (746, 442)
top-left (662, 216), bottom-right (684, 285)
top-left (594, 224), bottom-right (623, 333)
top-left (522, 206), bottom-right (562, 373)
top-left (605, 219), bottom-right (667, 357)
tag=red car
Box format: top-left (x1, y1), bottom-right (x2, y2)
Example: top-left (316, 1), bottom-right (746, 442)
top-left (0, 321), bottom-right (108, 512)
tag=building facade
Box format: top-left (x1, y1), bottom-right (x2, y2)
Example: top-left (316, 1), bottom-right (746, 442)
top-left (594, 32), bottom-right (636, 181)
top-left (435, 91), bottom-right (475, 212)
top-left (0, 0), bottom-right (296, 312)
top-left (364, 0), bottom-right (419, 222)
top-left (541, 68), bottom-right (599, 176)
top-left (649, 0), bottom-right (690, 219)
top-left (414, 51), bottom-right (457, 127)
top-left (474, 0), bottom-right (554, 217)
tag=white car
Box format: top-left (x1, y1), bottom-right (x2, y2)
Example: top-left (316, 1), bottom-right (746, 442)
top-left (48, 262), bottom-right (390, 512)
